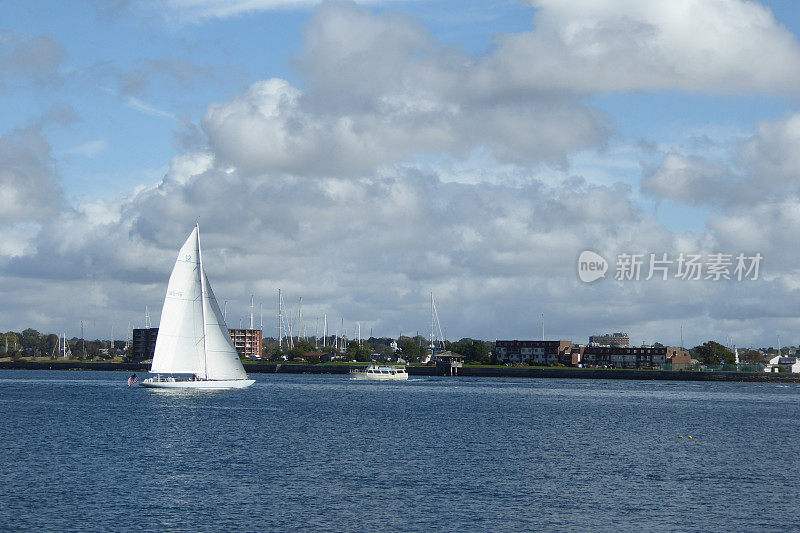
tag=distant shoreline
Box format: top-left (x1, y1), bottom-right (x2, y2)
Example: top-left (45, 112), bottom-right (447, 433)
top-left (1, 360), bottom-right (799, 383)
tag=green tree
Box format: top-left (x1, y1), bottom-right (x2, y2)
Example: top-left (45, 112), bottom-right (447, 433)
top-left (267, 346), bottom-right (284, 361)
top-left (692, 341), bottom-right (734, 365)
top-left (45, 334), bottom-right (59, 358)
top-left (345, 340), bottom-right (371, 362)
top-left (20, 328), bottom-right (41, 346)
top-left (397, 337), bottom-right (425, 362)
top-left (445, 338), bottom-right (492, 364)
top-left (364, 337), bottom-right (394, 358)
top-left (740, 349), bottom-right (765, 364)
top-left (287, 346), bottom-right (306, 360)
top-left (294, 339), bottom-right (315, 354)
top-left (469, 340), bottom-right (491, 364)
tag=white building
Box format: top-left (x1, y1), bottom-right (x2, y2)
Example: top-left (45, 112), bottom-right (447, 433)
top-left (764, 355), bottom-right (800, 373)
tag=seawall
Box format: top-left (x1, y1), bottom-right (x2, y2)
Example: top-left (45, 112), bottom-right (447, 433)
top-left (1, 360), bottom-right (800, 382)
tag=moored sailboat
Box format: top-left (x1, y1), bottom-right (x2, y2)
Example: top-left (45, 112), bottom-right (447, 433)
top-left (140, 225), bottom-right (255, 390)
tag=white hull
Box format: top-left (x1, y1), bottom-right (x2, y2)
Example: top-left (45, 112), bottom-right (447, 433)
top-left (350, 373), bottom-right (408, 381)
top-left (141, 378), bottom-right (255, 389)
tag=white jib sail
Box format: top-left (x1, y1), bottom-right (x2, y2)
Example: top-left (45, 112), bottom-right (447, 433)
top-left (202, 270), bottom-right (248, 380)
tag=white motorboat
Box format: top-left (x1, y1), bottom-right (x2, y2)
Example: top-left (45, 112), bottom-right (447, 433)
top-left (140, 224), bottom-right (255, 390)
top-left (350, 362), bottom-right (409, 381)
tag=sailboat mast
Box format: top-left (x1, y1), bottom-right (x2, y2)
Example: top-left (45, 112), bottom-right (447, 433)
top-left (196, 224), bottom-right (209, 379)
top-left (278, 289), bottom-right (282, 350)
top-left (430, 292), bottom-right (434, 351)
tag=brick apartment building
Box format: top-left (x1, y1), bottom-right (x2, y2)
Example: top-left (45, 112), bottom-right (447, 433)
top-left (495, 340), bottom-right (574, 365)
top-left (131, 327), bottom-right (263, 360)
top-left (582, 345), bottom-right (690, 369)
top-left (228, 328), bottom-right (263, 359)
top-left (495, 340), bottom-right (690, 369)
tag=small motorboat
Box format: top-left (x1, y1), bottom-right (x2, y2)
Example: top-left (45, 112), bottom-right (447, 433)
top-left (350, 362), bottom-right (409, 381)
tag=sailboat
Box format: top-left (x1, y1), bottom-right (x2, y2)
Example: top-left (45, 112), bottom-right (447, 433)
top-left (140, 225), bottom-right (255, 389)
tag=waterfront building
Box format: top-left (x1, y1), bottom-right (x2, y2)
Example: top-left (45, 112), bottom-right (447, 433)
top-left (764, 354), bottom-right (800, 373)
top-left (432, 351), bottom-right (463, 375)
top-left (131, 327), bottom-right (158, 361)
top-left (589, 332), bottom-right (630, 346)
top-left (582, 345), bottom-right (690, 369)
top-left (666, 347), bottom-right (691, 370)
top-left (228, 328), bottom-right (263, 359)
top-left (563, 344), bottom-right (585, 366)
top-left (132, 326), bottom-right (262, 360)
top-left (495, 340), bottom-right (573, 365)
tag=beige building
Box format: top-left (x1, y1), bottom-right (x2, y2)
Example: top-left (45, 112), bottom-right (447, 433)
top-left (228, 329), bottom-right (263, 359)
top-left (589, 332), bottom-right (630, 346)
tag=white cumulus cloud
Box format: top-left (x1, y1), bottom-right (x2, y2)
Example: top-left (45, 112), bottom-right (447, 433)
top-left (498, 0), bottom-right (800, 94)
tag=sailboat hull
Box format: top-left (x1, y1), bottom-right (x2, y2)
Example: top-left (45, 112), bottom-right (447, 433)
top-left (140, 378), bottom-right (255, 390)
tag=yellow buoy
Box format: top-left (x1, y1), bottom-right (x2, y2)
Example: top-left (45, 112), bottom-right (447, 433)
top-left (678, 435), bottom-right (683, 438)
top-left (687, 436), bottom-right (692, 439)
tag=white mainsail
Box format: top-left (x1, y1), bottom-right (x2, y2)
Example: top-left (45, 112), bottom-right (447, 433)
top-left (150, 225), bottom-right (248, 381)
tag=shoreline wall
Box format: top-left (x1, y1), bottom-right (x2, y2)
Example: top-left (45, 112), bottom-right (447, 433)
top-left (2, 360), bottom-right (800, 382)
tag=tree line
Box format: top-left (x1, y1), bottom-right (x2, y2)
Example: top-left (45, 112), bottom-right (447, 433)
top-left (0, 329), bottom-right (126, 360)
top-left (689, 341), bottom-right (776, 365)
top-left (3, 327), bottom-right (785, 368)
top-left (257, 335), bottom-right (494, 364)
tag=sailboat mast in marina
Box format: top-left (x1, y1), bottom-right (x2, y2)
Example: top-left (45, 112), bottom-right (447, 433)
top-left (140, 224), bottom-right (255, 389)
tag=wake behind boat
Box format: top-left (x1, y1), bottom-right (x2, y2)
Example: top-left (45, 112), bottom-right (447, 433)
top-left (350, 362), bottom-right (409, 381)
top-left (140, 224), bottom-right (255, 390)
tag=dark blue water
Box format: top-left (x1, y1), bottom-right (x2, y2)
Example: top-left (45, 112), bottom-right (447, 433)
top-left (1, 370), bottom-right (799, 532)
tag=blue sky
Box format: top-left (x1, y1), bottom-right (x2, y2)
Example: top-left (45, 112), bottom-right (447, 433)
top-left (3, 0), bottom-right (800, 348)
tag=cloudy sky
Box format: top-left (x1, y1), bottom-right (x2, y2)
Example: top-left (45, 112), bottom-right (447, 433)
top-left (3, 0), bottom-right (800, 348)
